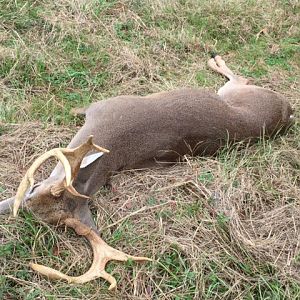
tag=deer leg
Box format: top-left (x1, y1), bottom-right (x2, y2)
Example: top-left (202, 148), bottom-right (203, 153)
top-left (208, 55), bottom-right (249, 98)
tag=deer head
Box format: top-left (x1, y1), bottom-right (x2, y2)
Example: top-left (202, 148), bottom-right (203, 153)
top-left (12, 136), bottom-right (109, 226)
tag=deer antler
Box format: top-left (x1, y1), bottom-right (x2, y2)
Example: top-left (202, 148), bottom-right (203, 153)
top-left (30, 218), bottom-right (152, 289)
top-left (12, 137), bottom-right (150, 288)
top-left (13, 136), bottom-right (109, 217)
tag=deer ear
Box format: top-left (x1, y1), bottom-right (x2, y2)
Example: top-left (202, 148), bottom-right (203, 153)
top-left (50, 155), bottom-right (100, 198)
top-left (50, 153), bottom-right (104, 178)
top-left (80, 152), bottom-right (104, 169)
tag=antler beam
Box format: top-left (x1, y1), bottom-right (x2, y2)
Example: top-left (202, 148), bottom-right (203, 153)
top-left (30, 218), bottom-right (152, 290)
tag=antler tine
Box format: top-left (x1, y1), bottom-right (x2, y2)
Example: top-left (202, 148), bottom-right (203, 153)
top-left (87, 135), bottom-right (110, 153)
top-left (30, 218), bottom-right (151, 289)
top-left (13, 149), bottom-right (72, 217)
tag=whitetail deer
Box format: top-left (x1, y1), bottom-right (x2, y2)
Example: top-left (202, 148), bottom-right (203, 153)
top-left (0, 55), bottom-right (294, 289)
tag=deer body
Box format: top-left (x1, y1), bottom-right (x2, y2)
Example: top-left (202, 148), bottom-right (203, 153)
top-left (64, 87), bottom-right (289, 197)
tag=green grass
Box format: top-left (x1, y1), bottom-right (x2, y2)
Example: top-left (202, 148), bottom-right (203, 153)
top-left (156, 247), bottom-right (197, 299)
top-left (0, 0), bottom-right (299, 299)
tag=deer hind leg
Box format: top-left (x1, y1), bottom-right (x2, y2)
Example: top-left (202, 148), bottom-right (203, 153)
top-left (208, 55), bottom-right (249, 98)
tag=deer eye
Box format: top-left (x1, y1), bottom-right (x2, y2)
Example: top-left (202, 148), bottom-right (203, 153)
top-left (28, 183), bottom-right (41, 195)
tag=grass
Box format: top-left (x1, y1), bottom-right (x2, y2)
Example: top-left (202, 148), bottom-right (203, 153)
top-left (0, 0), bottom-right (299, 299)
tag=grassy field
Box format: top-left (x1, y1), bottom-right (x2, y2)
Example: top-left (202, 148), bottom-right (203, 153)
top-left (0, 0), bottom-right (299, 299)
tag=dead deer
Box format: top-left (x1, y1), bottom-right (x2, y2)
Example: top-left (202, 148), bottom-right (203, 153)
top-left (0, 55), bottom-right (294, 289)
